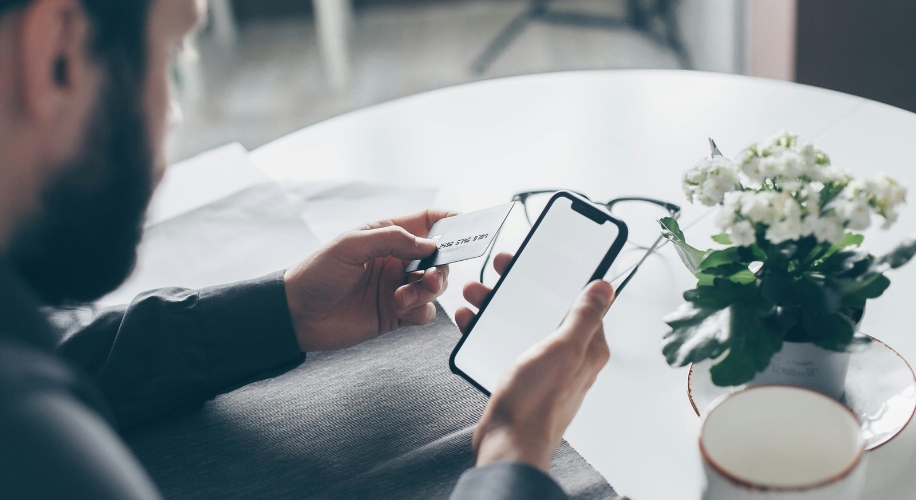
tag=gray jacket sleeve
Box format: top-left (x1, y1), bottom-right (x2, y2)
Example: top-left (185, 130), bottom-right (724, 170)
top-left (451, 462), bottom-right (568, 500)
top-left (48, 271), bottom-right (305, 430)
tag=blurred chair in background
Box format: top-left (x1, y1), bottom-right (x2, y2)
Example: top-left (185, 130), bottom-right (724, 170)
top-left (472, 0), bottom-right (690, 74)
top-left (210, 0), bottom-right (239, 47)
top-left (207, 0), bottom-right (354, 87)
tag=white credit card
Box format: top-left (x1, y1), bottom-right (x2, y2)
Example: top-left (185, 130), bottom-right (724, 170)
top-left (405, 203), bottom-right (515, 272)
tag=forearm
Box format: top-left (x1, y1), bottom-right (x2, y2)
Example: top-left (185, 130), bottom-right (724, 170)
top-left (49, 271), bottom-right (304, 429)
top-left (450, 462), bottom-right (568, 500)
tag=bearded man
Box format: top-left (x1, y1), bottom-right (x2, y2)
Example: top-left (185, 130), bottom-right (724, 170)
top-left (0, 1), bottom-right (614, 498)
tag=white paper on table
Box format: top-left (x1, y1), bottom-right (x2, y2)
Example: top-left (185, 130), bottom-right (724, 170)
top-left (99, 183), bottom-right (323, 306)
top-left (146, 142), bottom-right (271, 227)
top-left (279, 181), bottom-right (439, 244)
top-left (101, 142), bottom-right (322, 305)
top-left (102, 144), bottom-right (447, 308)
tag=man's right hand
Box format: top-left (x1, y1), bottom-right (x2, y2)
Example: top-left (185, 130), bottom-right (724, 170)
top-left (455, 253), bottom-right (614, 473)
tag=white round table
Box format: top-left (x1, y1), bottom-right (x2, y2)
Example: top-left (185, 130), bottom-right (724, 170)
top-left (250, 70), bottom-right (916, 499)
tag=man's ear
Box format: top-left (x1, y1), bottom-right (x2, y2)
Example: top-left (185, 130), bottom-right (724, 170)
top-left (17, 0), bottom-right (97, 125)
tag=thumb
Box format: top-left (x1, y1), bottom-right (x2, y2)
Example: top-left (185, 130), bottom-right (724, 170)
top-left (557, 280), bottom-right (614, 347)
top-left (338, 226), bottom-right (438, 264)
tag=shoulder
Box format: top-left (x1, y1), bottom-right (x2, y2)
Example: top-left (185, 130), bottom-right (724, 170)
top-left (0, 337), bottom-right (113, 423)
top-left (0, 339), bottom-right (159, 499)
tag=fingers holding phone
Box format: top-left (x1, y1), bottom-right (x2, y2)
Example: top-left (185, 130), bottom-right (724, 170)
top-left (472, 280), bottom-right (615, 472)
top-left (455, 251), bottom-right (513, 333)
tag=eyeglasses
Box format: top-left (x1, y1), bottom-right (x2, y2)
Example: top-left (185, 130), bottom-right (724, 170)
top-left (479, 190), bottom-right (681, 294)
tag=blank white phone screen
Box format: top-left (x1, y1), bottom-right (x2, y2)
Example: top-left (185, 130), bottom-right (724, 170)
top-left (454, 196), bottom-right (620, 393)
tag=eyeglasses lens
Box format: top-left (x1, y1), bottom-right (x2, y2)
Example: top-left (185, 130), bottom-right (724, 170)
top-left (521, 193), bottom-right (554, 226)
top-left (608, 200), bottom-right (673, 249)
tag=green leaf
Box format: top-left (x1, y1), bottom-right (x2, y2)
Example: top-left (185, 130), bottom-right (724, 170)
top-left (760, 267), bottom-right (792, 304)
top-left (856, 273), bottom-right (891, 298)
top-left (819, 182), bottom-right (845, 210)
top-left (659, 216), bottom-right (686, 241)
top-left (683, 279), bottom-right (755, 308)
top-left (709, 321), bottom-right (783, 387)
top-left (697, 273), bottom-right (716, 286)
top-left (711, 233), bottom-right (732, 245)
top-left (706, 301), bottom-right (784, 387)
top-left (808, 313), bottom-right (856, 351)
top-left (833, 273), bottom-right (890, 296)
top-left (764, 305), bottom-right (800, 334)
top-left (836, 274), bottom-right (891, 309)
top-left (820, 232), bottom-right (865, 262)
top-left (836, 232), bottom-right (865, 250)
top-left (793, 276), bottom-right (841, 312)
top-left (701, 263), bottom-right (749, 277)
top-left (813, 248), bottom-right (872, 277)
top-left (659, 217), bottom-right (707, 274)
top-left (663, 301), bottom-right (716, 328)
top-left (740, 244), bottom-right (768, 262)
top-left (700, 248), bottom-right (742, 270)
top-left (872, 236), bottom-right (916, 273)
top-left (791, 277), bottom-right (855, 350)
top-left (662, 304), bottom-right (730, 367)
top-left (727, 269), bottom-right (758, 284)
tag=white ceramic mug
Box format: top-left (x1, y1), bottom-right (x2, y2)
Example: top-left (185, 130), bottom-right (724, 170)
top-left (700, 385), bottom-right (866, 500)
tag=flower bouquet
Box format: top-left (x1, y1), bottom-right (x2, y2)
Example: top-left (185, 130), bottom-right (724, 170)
top-left (660, 131), bottom-right (916, 395)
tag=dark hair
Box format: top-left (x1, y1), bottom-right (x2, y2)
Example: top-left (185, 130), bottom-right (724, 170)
top-left (1, 0), bottom-right (151, 82)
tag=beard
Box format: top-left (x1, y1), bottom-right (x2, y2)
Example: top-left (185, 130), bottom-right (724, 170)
top-left (8, 67), bottom-right (154, 305)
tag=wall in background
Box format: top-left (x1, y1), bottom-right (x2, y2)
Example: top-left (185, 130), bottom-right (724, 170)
top-left (677, 0), bottom-right (799, 82)
top-left (748, 0), bottom-right (796, 81)
top-left (796, 0), bottom-right (916, 113)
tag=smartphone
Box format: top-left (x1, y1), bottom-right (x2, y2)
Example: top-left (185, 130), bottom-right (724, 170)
top-left (450, 191), bottom-right (628, 395)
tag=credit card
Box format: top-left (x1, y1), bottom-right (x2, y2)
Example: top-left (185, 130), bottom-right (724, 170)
top-left (405, 202), bottom-right (515, 273)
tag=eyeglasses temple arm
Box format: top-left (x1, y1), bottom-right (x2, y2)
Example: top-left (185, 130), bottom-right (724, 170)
top-left (610, 232), bottom-right (667, 298)
top-left (479, 232), bottom-right (501, 284)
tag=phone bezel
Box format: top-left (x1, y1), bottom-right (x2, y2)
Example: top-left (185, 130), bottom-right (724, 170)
top-left (449, 190), bottom-right (629, 396)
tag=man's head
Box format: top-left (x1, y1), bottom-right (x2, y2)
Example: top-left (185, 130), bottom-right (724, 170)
top-left (0, 0), bottom-right (202, 303)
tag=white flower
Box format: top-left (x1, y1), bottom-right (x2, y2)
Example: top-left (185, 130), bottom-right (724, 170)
top-left (780, 194), bottom-right (802, 220)
top-left (731, 220), bottom-right (756, 246)
top-left (759, 156), bottom-right (782, 179)
top-left (871, 173), bottom-right (907, 205)
top-left (760, 130), bottom-right (791, 152)
top-left (740, 192), bottom-right (776, 224)
top-left (715, 206), bottom-right (736, 229)
top-left (864, 173), bottom-right (907, 228)
top-left (739, 156), bottom-right (765, 184)
top-left (723, 191), bottom-right (743, 210)
top-left (780, 151), bottom-right (805, 179)
top-left (762, 195), bottom-right (804, 244)
top-left (815, 165), bottom-right (852, 184)
top-left (834, 194), bottom-right (871, 231)
top-left (682, 156), bottom-right (742, 206)
top-left (682, 133), bottom-right (907, 246)
top-left (766, 218), bottom-right (803, 244)
top-left (778, 179), bottom-right (803, 192)
top-left (812, 215), bottom-right (845, 243)
top-left (681, 175), bottom-right (695, 201)
top-left (800, 215), bottom-right (818, 237)
top-left (803, 187), bottom-right (821, 216)
top-left (734, 148), bottom-right (755, 166)
top-left (700, 178), bottom-right (728, 205)
top-left (882, 211), bottom-right (900, 228)
top-left (795, 139), bottom-right (818, 163)
top-left (685, 167), bottom-right (704, 184)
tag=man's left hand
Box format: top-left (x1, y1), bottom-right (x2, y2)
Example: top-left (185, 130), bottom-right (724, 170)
top-left (284, 209), bottom-right (457, 352)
